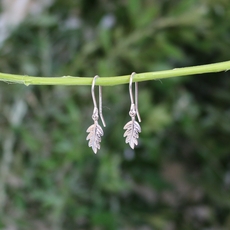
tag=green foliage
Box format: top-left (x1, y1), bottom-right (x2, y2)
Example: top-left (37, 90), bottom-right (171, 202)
top-left (1, 0), bottom-right (230, 229)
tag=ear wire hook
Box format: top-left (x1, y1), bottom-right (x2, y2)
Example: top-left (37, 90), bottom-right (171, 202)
top-left (129, 72), bottom-right (141, 122)
top-left (92, 75), bottom-right (106, 127)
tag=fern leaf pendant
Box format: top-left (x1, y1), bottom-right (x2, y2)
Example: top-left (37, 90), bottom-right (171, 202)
top-left (123, 104), bottom-right (141, 149)
top-left (86, 107), bottom-right (104, 154)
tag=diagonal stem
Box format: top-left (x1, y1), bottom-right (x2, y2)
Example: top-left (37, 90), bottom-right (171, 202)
top-left (0, 60), bottom-right (230, 86)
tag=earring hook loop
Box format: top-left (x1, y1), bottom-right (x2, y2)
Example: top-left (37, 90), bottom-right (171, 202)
top-left (92, 75), bottom-right (98, 109)
top-left (92, 75), bottom-right (106, 127)
top-left (129, 72), bottom-right (141, 122)
top-left (129, 73), bottom-right (135, 105)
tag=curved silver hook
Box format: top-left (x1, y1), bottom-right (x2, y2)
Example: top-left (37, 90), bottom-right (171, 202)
top-left (129, 72), bottom-right (141, 122)
top-left (91, 75), bottom-right (98, 109)
top-left (129, 73), bottom-right (135, 105)
top-left (92, 75), bottom-right (106, 127)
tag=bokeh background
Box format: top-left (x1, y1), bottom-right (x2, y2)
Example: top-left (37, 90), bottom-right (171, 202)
top-left (0, 0), bottom-right (230, 229)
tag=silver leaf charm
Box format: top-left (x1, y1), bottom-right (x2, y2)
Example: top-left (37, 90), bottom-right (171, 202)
top-left (123, 103), bottom-right (141, 149)
top-left (86, 75), bottom-right (106, 154)
top-left (123, 72), bottom-right (141, 149)
top-left (86, 120), bottom-right (104, 154)
top-left (123, 118), bottom-right (141, 149)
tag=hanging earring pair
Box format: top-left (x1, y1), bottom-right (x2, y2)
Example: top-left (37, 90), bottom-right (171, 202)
top-left (86, 73), bottom-right (141, 153)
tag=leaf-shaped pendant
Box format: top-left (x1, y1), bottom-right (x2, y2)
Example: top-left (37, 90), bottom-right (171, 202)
top-left (87, 76), bottom-right (106, 153)
top-left (86, 120), bottom-right (104, 154)
top-left (124, 73), bottom-right (141, 149)
top-left (123, 118), bottom-right (141, 149)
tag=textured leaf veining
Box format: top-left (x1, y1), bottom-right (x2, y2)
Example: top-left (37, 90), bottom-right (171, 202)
top-left (123, 118), bottom-right (141, 149)
top-left (86, 121), bottom-right (104, 154)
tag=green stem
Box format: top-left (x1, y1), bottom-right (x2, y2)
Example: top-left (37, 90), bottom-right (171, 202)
top-left (0, 60), bottom-right (230, 86)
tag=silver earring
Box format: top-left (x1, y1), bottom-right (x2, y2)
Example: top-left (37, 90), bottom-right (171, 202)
top-left (123, 72), bottom-right (141, 149)
top-left (86, 75), bottom-right (106, 153)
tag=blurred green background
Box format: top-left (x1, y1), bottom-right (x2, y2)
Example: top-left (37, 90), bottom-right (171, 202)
top-left (0, 0), bottom-right (230, 229)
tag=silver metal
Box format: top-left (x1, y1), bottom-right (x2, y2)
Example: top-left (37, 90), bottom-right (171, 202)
top-left (129, 72), bottom-right (141, 122)
top-left (91, 75), bottom-right (106, 127)
top-left (124, 72), bottom-right (141, 149)
top-left (86, 75), bottom-right (106, 153)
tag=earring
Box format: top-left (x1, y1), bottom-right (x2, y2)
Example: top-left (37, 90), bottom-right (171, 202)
top-left (86, 75), bottom-right (106, 153)
top-left (123, 72), bottom-right (141, 149)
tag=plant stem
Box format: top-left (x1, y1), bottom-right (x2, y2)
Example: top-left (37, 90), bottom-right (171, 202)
top-left (0, 60), bottom-right (230, 86)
